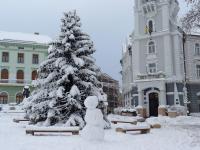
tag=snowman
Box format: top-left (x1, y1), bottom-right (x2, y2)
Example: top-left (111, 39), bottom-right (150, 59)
top-left (82, 96), bottom-right (104, 141)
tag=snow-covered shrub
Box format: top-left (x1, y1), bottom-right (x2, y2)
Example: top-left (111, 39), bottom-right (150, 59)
top-left (114, 107), bottom-right (137, 116)
top-left (168, 105), bottom-right (187, 116)
top-left (23, 10), bottom-right (110, 129)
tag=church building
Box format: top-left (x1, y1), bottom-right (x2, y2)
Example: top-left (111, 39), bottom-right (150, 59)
top-left (121, 0), bottom-right (200, 117)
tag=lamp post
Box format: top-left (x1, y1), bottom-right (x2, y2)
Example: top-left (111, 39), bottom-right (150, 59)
top-left (181, 29), bottom-right (190, 114)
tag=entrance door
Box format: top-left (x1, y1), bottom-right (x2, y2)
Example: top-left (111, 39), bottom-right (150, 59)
top-left (149, 92), bottom-right (159, 116)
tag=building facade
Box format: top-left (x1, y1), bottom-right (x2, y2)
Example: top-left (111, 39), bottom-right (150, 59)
top-left (98, 73), bottom-right (120, 113)
top-left (0, 31), bottom-right (51, 104)
top-left (121, 0), bottom-right (200, 117)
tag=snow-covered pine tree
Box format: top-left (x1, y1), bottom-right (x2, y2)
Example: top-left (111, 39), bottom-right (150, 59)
top-left (23, 10), bottom-right (110, 129)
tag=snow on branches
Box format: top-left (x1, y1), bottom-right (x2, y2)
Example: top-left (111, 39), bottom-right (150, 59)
top-left (181, 0), bottom-right (200, 32)
top-left (23, 10), bottom-right (110, 129)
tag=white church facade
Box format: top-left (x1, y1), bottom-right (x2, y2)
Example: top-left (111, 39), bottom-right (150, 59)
top-left (121, 0), bottom-right (200, 117)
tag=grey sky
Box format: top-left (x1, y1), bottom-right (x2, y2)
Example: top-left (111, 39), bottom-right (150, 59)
top-left (0, 0), bottom-right (188, 82)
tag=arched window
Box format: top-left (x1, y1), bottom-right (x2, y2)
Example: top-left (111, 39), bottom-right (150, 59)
top-left (148, 20), bottom-right (153, 34)
top-left (0, 92), bottom-right (8, 104)
top-left (195, 43), bottom-right (200, 55)
top-left (32, 70), bottom-right (37, 80)
top-left (1, 69), bottom-right (9, 83)
top-left (17, 70), bottom-right (24, 83)
top-left (16, 92), bottom-right (23, 104)
top-left (148, 41), bottom-right (155, 54)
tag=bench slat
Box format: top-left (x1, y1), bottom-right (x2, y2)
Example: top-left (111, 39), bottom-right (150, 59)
top-left (111, 120), bottom-right (137, 125)
top-left (26, 128), bottom-right (79, 136)
top-left (116, 127), bottom-right (150, 134)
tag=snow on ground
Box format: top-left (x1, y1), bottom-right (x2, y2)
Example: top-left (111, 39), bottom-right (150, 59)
top-left (0, 112), bottom-right (200, 150)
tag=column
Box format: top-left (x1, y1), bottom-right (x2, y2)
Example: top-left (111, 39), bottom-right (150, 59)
top-left (173, 35), bottom-right (182, 79)
top-left (160, 90), bottom-right (166, 106)
top-left (138, 91), bottom-right (144, 107)
top-left (164, 35), bottom-right (173, 76)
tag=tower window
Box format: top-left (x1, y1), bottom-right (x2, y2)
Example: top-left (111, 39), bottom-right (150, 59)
top-left (148, 20), bottom-right (153, 33)
top-left (148, 63), bottom-right (157, 73)
top-left (148, 41), bottom-right (155, 54)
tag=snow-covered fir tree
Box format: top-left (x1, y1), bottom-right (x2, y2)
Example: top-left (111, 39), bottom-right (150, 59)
top-left (23, 10), bottom-right (110, 129)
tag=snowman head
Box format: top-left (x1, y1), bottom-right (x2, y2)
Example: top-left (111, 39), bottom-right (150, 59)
top-left (84, 96), bottom-right (98, 109)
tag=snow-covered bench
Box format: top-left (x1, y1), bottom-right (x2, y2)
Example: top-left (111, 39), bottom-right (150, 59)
top-left (116, 126), bottom-right (150, 134)
top-left (13, 118), bottom-right (29, 123)
top-left (26, 126), bottom-right (80, 136)
top-left (111, 120), bottom-right (137, 125)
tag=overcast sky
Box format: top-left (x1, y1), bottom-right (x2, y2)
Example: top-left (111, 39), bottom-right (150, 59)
top-left (0, 0), bottom-right (188, 83)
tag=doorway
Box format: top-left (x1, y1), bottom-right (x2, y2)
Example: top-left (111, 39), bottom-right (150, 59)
top-left (149, 92), bottom-right (159, 116)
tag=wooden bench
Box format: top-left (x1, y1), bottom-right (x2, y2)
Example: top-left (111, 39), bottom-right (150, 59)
top-left (13, 118), bottom-right (29, 123)
top-left (116, 126), bottom-right (150, 134)
top-left (111, 120), bottom-right (137, 125)
top-left (26, 127), bottom-right (79, 136)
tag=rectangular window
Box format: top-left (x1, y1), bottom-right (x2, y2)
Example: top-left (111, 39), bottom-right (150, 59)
top-left (196, 65), bottom-right (200, 78)
top-left (2, 52), bottom-right (9, 62)
top-left (18, 53), bottom-right (24, 63)
top-left (148, 63), bottom-right (156, 73)
top-left (32, 54), bottom-right (39, 64)
top-left (195, 44), bottom-right (200, 55)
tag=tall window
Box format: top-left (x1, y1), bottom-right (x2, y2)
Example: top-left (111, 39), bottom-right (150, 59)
top-left (2, 52), bottom-right (9, 62)
top-left (18, 53), bottom-right (24, 63)
top-left (32, 54), bottom-right (39, 64)
top-left (0, 92), bottom-right (8, 104)
top-left (196, 65), bottom-right (200, 78)
top-left (1, 69), bottom-right (9, 83)
top-left (16, 92), bottom-right (23, 104)
top-left (148, 41), bottom-right (155, 54)
top-left (32, 70), bottom-right (37, 80)
top-left (16, 70), bottom-right (24, 83)
top-left (148, 20), bottom-right (153, 33)
top-left (148, 63), bottom-right (157, 73)
top-left (195, 43), bottom-right (200, 55)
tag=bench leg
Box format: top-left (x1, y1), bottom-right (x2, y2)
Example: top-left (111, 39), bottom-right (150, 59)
top-left (72, 131), bottom-right (79, 135)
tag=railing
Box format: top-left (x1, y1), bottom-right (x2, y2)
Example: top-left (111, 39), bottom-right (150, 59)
top-left (137, 73), bottom-right (166, 80)
top-left (0, 79), bottom-right (32, 85)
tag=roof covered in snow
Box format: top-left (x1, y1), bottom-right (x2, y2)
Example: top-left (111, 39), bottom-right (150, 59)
top-left (0, 31), bottom-right (52, 44)
top-left (190, 28), bottom-right (200, 36)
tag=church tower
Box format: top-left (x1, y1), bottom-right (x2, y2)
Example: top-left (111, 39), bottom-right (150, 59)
top-left (121, 0), bottom-right (185, 117)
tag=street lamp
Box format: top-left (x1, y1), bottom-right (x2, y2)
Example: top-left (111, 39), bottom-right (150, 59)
top-left (181, 28), bottom-right (191, 114)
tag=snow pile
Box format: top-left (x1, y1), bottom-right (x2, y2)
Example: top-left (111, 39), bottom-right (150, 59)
top-left (167, 105), bottom-right (187, 115)
top-left (146, 116), bottom-right (200, 126)
top-left (114, 107), bottom-right (137, 115)
top-left (108, 114), bottom-right (142, 122)
top-left (82, 96), bottom-right (104, 141)
top-left (190, 113), bottom-right (200, 118)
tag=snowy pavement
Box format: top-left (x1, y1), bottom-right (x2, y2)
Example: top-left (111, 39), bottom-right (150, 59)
top-left (0, 113), bottom-right (200, 150)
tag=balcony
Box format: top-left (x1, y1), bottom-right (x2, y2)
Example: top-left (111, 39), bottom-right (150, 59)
top-left (0, 79), bottom-right (32, 85)
top-left (137, 72), bottom-right (166, 80)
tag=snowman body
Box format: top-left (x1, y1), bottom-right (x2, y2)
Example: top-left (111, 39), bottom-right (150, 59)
top-left (82, 96), bottom-right (104, 141)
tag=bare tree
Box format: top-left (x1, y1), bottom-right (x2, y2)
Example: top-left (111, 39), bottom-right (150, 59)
top-left (181, 0), bottom-right (200, 32)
